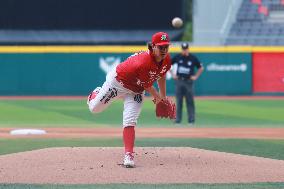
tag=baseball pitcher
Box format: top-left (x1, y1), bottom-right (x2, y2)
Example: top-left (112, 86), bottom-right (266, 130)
top-left (87, 32), bottom-right (176, 168)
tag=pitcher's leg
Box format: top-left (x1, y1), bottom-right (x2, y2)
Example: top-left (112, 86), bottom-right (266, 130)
top-left (123, 126), bottom-right (135, 168)
top-left (123, 93), bottom-right (144, 127)
top-left (88, 65), bottom-right (122, 113)
top-left (122, 93), bottom-right (144, 168)
top-left (123, 126), bottom-right (135, 154)
top-left (88, 81), bottom-right (118, 113)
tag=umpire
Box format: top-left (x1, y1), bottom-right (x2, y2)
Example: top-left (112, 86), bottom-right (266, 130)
top-left (171, 42), bottom-right (204, 125)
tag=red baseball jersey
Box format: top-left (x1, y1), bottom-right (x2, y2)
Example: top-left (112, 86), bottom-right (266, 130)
top-left (116, 51), bottom-right (171, 93)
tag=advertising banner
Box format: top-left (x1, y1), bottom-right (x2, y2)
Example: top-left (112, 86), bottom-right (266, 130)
top-left (0, 53), bottom-right (128, 95)
top-left (0, 52), bottom-right (252, 96)
top-left (194, 53), bottom-right (252, 95)
top-left (253, 53), bottom-right (284, 93)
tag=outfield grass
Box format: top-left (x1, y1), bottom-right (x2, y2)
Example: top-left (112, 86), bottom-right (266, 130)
top-left (0, 98), bottom-right (283, 127)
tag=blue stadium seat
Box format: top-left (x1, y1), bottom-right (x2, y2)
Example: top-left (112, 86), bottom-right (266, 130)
top-left (225, 0), bottom-right (284, 46)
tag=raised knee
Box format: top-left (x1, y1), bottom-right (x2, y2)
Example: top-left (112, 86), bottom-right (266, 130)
top-left (88, 103), bottom-right (103, 113)
top-left (89, 106), bottom-right (100, 113)
top-left (92, 109), bottom-right (102, 113)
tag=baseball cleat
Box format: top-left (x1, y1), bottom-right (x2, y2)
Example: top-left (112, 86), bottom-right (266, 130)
top-left (87, 87), bottom-right (101, 105)
top-left (123, 152), bottom-right (135, 168)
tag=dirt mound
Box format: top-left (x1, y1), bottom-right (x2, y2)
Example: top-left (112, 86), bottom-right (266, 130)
top-left (0, 147), bottom-right (284, 184)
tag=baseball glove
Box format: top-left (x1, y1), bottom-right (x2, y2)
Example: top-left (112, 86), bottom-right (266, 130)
top-left (155, 98), bottom-right (176, 120)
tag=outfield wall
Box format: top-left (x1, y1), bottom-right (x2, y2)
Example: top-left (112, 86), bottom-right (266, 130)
top-left (0, 46), bottom-right (283, 96)
top-left (253, 53), bottom-right (284, 93)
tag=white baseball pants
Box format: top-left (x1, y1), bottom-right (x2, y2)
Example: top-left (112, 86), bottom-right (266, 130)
top-left (88, 68), bottom-right (144, 127)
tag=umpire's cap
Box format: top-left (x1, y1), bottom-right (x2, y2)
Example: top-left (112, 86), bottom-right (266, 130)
top-left (181, 42), bottom-right (189, 49)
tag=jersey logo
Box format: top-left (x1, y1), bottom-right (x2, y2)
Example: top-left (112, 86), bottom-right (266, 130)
top-left (160, 65), bottom-right (167, 74)
top-left (134, 94), bottom-right (143, 103)
top-left (161, 35), bottom-right (167, 41)
top-left (148, 71), bottom-right (157, 81)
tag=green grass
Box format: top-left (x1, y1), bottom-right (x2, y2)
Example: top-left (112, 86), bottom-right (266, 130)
top-left (0, 98), bottom-right (283, 127)
top-left (138, 138), bottom-right (284, 160)
top-left (0, 138), bottom-right (122, 155)
top-left (197, 100), bottom-right (284, 126)
top-left (1, 138), bottom-right (284, 160)
top-left (0, 183), bottom-right (284, 189)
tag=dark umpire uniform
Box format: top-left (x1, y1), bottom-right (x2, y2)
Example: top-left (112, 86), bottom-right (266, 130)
top-left (171, 43), bottom-right (203, 124)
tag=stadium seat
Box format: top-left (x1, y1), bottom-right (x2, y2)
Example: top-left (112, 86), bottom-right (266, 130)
top-left (225, 0), bottom-right (284, 46)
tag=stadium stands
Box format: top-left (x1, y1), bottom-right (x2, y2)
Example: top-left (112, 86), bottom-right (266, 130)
top-left (225, 0), bottom-right (284, 45)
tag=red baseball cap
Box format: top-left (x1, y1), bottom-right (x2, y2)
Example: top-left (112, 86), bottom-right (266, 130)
top-left (152, 32), bottom-right (170, 46)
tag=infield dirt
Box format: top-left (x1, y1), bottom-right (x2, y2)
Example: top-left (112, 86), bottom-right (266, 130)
top-left (0, 147), bottom-right (284, 184)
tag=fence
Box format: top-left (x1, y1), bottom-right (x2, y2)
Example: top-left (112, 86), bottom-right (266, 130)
top-left (0, 46), bottom-right (283, 96)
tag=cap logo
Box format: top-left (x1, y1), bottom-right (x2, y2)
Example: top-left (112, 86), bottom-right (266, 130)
top-left (161, 34), bottom-right (167, 41)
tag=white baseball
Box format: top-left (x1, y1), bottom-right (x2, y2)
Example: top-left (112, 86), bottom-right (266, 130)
top-left (172, 17), bottom-right (183, 28)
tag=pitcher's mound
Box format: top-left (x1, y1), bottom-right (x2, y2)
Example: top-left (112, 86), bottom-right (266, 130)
top-left (0, 147), bottom-right (284, 184)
